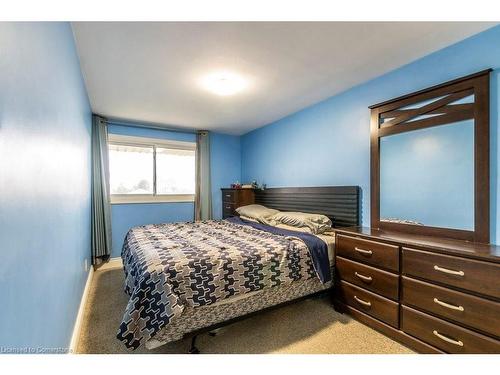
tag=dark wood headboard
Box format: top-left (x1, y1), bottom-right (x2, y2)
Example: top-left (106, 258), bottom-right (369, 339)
top-left (254, 186), bottom-right (361, 228)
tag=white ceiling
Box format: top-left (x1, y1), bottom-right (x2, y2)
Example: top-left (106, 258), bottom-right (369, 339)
top-left (72, 22), bottom-right (495, 135)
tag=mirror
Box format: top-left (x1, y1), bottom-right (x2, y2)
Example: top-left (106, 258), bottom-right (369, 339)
top-left (380, 120), bottom-right (474, 230)
top-left (370, 70), bottom-right (490, 243)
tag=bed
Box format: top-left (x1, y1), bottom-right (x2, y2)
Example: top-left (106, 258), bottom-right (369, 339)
top-left (116, 186), bottom-right (360, 351)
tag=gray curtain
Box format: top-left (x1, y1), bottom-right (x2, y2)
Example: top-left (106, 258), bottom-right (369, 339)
top-left (91, 115), bottom-right (112, 264)
top-left (195, 130), bottom-right (212, 221)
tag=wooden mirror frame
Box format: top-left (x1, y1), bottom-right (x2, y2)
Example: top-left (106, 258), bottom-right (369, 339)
top-left (370, 69), bottom-right (491, 243)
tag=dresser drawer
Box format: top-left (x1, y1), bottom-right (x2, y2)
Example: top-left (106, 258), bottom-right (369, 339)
top-left (336, 235), bottom-right (399, 272)
top-left (336, 280), bottom-right (399, 328)
top-left (222, 190), bottom-right (236, 203)
top-left (402, 247), bottom-right (500, 299)
top-left (402, 276), bottom-right (500, 338)
top-left (336, 257), bottom-right (399, 300)
top-left (222, 203), bottom-right (236, 218)
top-left (402, 305), bottom-right (500, 353)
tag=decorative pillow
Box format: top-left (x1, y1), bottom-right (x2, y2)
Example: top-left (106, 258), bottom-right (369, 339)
top-left (272, 211), bottom-right (332, 234)
top-left (235, 204), bottom-right (280, 225)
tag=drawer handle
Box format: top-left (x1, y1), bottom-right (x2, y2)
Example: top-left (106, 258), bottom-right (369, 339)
top-left (355, 272), bottom-right (373, 283)
top-left (433, 265), bottom-right (465, 277)
top-left (225, 194), bottom-right (231, 198)
top-left (433, 298), bottom-right (464, 312)
top-left (225, 206), bottom-right (231, 209)
top-left (354, 247), bottom-right (373, 256)
top-left (354, 295), bottom-right (371, 307)
top-left (432, 330), bottom-right (464, 347)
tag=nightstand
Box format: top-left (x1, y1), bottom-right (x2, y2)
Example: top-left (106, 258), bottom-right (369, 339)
top-left (221, 188), bottom-right (255, 219)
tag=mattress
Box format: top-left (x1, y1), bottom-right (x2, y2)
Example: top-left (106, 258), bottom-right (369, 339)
top-left (146, 273), bottom-right (333, 349)
top-left (187, 231), bottom-right (335, 309)
top-left (207, 230), bottom-right (335, 308)
top-left (315, 232), bottom-right (336, 266)
top-left (117, 219), bottom-right (331, 350)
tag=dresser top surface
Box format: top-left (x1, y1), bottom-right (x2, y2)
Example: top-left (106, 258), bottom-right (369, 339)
top-left (335, 226), bottom-right (500, 263)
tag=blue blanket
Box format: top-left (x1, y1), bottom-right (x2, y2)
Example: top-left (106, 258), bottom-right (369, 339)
top-left (227, 217), bottom-right (331, 283)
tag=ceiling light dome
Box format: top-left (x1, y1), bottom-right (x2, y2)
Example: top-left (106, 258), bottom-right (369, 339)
top-left (201, 71), bottom-right (247, 96)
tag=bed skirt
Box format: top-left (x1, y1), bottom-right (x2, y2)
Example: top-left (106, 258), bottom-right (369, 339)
top-left (146, 276), bottom-right (333, 349)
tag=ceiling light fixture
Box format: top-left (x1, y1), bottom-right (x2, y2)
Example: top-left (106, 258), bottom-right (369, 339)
top-left (201, 71), bottom-right (247, 96)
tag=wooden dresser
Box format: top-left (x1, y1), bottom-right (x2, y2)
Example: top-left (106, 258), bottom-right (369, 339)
top-left (221, 188), bottom-right (255, 219)
top-left (333, 226), bottom-right (500, 353)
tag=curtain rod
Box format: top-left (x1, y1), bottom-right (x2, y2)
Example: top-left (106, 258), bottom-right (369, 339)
top-left (104, 118), bottom-right (198, 135)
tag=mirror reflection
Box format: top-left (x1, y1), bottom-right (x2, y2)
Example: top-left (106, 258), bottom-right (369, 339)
top-left (380, 120), bottom-right (474, 230)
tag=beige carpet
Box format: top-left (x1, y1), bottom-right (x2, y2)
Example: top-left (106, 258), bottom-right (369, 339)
top-left (76, 266), bottom-right (413, 354)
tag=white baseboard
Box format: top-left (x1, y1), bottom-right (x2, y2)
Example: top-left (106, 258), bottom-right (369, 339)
top-left (68, 256), bottom-right (122, 353)
top-left (69, 265), bottom-right (94, 354)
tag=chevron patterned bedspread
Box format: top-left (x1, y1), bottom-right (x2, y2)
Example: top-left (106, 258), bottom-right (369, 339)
top-left (116, 219), bottom-right (319, 349)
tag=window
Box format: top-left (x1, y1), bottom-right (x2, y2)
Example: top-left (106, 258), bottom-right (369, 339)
top-left (109, 144), bottom-right (154, 195)
top-left (108, 134), bottom-right (196, 204)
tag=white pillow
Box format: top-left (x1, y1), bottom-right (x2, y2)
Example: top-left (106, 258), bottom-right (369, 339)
top-left (239, 215), bottom-right (259, 223)
top-left (272, 211), bottom-right (332, 234)
top-left (236, 204), bottom-right (280, 225)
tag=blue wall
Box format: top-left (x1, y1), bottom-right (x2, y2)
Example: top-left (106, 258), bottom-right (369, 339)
top-left (211, 133), bottom-right (242, 219)
top-left (241, 25), bottom-right (500, 243)
top-left (0, 23), bottom-right (92, 351)
top-left (108, 125), bottom-right (241, 257)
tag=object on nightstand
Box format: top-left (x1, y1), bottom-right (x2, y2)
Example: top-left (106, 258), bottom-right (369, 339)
top-left (245, 180), bottom-right (265, 190)
top-left (230, 181), bottom-right (241, 189)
